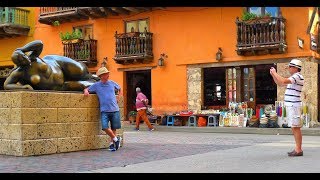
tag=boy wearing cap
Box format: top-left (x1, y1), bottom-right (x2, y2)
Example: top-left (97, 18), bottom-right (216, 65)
top-left (270, 59), bottom-right (304, 157)
top-left (134, 87), bottom-right (155, 131)
top-left (84, 67), bottom-right (122, 151)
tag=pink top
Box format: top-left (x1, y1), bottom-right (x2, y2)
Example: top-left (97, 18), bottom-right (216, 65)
top-left (136, 92), bottom-right (148, 111)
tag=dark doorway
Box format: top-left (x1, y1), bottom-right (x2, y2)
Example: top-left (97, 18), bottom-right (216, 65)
top-left (203, 67), bottom-right (226, 107)
top-left (126, 70), bottom-right (151, 114)
top-left (255, 64), bottom-right (277, 105)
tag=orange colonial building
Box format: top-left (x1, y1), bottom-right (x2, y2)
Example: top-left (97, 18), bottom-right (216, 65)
top-left (0, 7), bottom-right (36, 87)
top-left (1, 7), bottom-right (320, 124)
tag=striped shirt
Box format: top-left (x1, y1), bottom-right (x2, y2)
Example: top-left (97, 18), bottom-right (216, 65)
top-left (284, 72), bottom-right (304, 107)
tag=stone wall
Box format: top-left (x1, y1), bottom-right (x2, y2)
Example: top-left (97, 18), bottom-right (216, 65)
top-left (277, 58), bottom-right (318, 124)
top-left (187, 67), bottom-right (202, 113)
top-left (0, 91), bottom-right (124, 156)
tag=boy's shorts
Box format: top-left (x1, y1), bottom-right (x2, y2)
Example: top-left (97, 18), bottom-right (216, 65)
top-left (100, 111), bottom-right (121, 130)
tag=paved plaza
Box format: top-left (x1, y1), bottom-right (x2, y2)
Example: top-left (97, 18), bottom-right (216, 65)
top-left (1, 126), bottom-right (320, 173)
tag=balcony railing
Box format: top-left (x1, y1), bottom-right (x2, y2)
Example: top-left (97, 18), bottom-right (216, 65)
top-left (38, 7), bottom-right (87, 25)
top-left (236, 17), bottom-right (287, 56)
top-left (39, 7), bottom-right (77, 16)
top-left (0, 7), bottom-right (30, 38)
top-left (0, 7), bottom-right (29, 25)
top-left (113, 29), bottom-right (153, 64)
top-left (39, 7), bottom-right (165, 25)
top-left (63, 39), bottom-right (97, 67)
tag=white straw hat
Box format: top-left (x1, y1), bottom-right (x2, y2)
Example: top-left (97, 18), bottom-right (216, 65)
top-left (96, 67), bottom-right (110, 76)
top-left (288, 59), bottom-right (302, 69)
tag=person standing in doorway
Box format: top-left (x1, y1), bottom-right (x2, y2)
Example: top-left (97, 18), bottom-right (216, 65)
top-left (84, 67), bottom-right (122, 151)
top-left (270, 59), bottom-right (304, 157)
top-left (134, 87), bottom-right (155, 131)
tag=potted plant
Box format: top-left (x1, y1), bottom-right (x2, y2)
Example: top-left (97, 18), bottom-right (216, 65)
top-left (241, 11), bottom-right (272, 24)
top-left (241, 11), bottom-right (257, 22)
top-left (60, 29), bottom-right (83, 44)
top-left (128, 111), bottom-right (137, 124)
top-left (52, 21), bottom-right (83, 44)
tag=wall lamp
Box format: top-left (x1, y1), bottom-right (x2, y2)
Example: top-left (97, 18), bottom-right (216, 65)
top-left (216, 47), bottom-right (223, 61)
top-left (101, 57), bottom-right (107, 67)
top-left (158, 53), bottom-right (168, 67)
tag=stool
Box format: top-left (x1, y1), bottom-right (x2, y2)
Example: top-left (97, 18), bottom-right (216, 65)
top-left (166, 116), bottom-right (175, 126)
top-left (207, 115), bottom-right (218, 127)
top-left (188, 115), bottom-right (197, 127)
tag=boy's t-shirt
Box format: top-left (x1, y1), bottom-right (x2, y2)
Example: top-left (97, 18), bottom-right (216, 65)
top-left (88, 80), bottom-right (121, 112)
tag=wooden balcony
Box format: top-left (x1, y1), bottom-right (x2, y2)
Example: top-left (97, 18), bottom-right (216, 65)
top-left (38, 7), bottom-right (88, 25)
top-left (63, 39), bottom-right (97, 67)
top-left (236, 17), bottom-right (287, 56)
top-left (0, 7), bottom-right (30, 39)
top-left (39, 7), bottom-right (165, 25)
top-left (113, 29), bottom-right (153, 64)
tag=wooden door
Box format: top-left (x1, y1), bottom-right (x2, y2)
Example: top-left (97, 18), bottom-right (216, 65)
top-left (243, 67), bottom-right (255, 109)
top-left (126, 70), bottom-right (151, 114)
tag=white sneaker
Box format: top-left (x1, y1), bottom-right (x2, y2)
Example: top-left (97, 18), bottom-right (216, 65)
top-left (114, 136), bottom-right (122, 150)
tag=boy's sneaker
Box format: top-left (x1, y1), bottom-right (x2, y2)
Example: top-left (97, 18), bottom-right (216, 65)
top-left (108, 144), bottom-right (116, 151)
top-left (113, 136), bottom-right (122, 150)
top-left (133, 128), bottom-right (140, 131)
top-left (149, 128), bottom-right (155, 131)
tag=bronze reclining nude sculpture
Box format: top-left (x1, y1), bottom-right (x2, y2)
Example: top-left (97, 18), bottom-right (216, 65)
top-left (4, 40), bottom-right (98, 91)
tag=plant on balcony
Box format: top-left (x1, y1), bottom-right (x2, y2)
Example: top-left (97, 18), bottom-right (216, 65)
top-left (241, 11), bottom-right (257, 21)
top-left (241, 11), bottom-right (272, 24)
top-left (52, 21), bottom-right (83, 44)
top-left (52, 20), bottom-right (60, 26)
top-left (60, 29), bottom-right (83, 44)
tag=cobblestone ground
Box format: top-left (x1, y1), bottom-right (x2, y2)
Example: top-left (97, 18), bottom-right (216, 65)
top-left (0, 131), bottom-right (288, 173)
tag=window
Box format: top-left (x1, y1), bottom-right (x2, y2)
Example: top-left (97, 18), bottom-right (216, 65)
top-left (73, 25), bottom-right (93, 40)
top-left (242, 67), bottom-right (255, 109)
top-left (247, 7), bottom-right (279, 17)
top-left (203, 64), bottom-right (276, 109)
top-left (243, 67), bottom-right (255, 102)
top-left (125, 19), bottom-right (149, 33)
top-left (227, 68), bottom-right (237, 103)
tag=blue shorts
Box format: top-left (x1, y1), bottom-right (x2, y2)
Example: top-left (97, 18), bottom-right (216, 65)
top-left (100, 111), bottom-right (121, 130)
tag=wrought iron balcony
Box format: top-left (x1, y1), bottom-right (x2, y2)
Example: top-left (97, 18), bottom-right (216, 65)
top-left (113, 29), bottom-right (153, 64)
top-left (0, 7), bottom-right (30, 38)
top-left (236, 17), bottom-right (287, 56)
top-left (63, 39), bottom-right (98, 67)
top-left (39, 7), bottom-right (165, 25)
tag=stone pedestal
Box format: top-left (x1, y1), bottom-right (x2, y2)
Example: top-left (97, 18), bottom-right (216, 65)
top-left (0, 91), bottom-right (124, 156)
